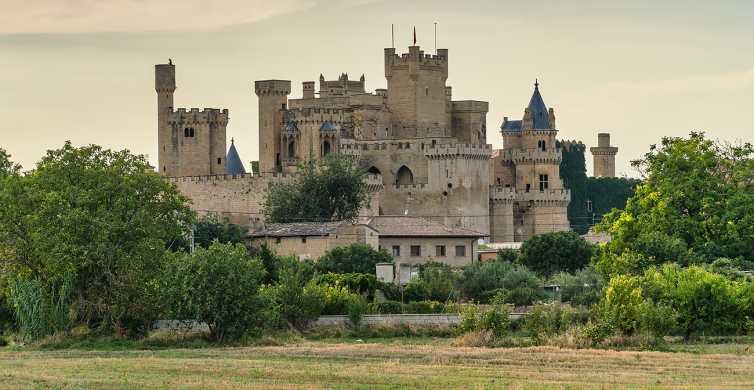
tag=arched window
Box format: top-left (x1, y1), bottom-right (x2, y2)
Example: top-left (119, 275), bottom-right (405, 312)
top-left (322, 141), bottom-right (331, 157)
top-left (367, 166), bottom-right (381, 175)
top-left (395, 165), bottom-right (414, 185)
top-left (184, 127), bottom-right (190, 137)
top-left (288, 141), bottom-right (296, 158)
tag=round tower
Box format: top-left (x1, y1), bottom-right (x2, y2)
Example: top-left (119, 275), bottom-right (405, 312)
top-left (590, 133), bottom-right (618, 177)
top-left (155, 60), bottom-right (176, 174)
top-left (254, 80), bottom-right (291, 174)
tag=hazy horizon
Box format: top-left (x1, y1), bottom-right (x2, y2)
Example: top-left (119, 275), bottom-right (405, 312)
top-left (2, 0), bottom-right (753, 176)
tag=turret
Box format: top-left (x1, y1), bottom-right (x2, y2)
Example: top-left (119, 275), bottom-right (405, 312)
top-left (155, 60), bottom-right (176, 174)
top-left (255, 80), bottom-right (291, 174)
top-left (591, 133), bottom-right (618, 177)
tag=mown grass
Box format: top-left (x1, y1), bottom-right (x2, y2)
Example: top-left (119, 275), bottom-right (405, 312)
top-left (2, 339), bottom-right (754, 389)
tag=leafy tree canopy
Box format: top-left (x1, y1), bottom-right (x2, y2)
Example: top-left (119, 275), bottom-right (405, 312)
top-left (0, 142), bottom-right (194, 334)
top-left (315, 243), bottom-right (392, 275)
top-left (264, 154), bottom-right (368, 223)
top-left (598, 132), bottom-right (754, 269)
top-left (519, 231), bottom-right (594, 277)
top-left (163, 242), bottom-right (268, 341)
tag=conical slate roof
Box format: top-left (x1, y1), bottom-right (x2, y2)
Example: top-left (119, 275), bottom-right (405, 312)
top-left (225, 139), bottom-right (246, 174)
top-left (527, 81), bottom-right (551, 129)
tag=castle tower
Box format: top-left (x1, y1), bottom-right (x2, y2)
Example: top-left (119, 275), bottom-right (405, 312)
top-left (384, 45), bottom-right (449, 137)
top-left (591, 133), bottom-right (618, 177)
top-left (155, 60), bottom-right (176, 174)
top-left (254, 80), bottom-right (291, 174)
top-left (155, 60), bottom-right (228, 177)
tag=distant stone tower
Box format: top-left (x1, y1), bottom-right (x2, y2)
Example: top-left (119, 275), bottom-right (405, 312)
top-left (155, 61), bottom-right (177, 175)
top-left (591, 133), bottom-right (618, 177)
top-left (155, 60), bottom-right (228, 177)
top-left (254, 80), bottom-right (291, 174)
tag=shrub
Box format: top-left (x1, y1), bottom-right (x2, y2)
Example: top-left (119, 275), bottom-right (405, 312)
top-left (403, 262), bottom-right (458, 302)
top-left (313, 272), bottom-right (397, 301)
top-left (550, 267), bottom-right (604, 306)
top-left (163, 242), bottom-right (268, 341)
top-left (496, 249), bottom-right (519, 263)
top-left (479, 305), bottom-right (511, 338)
top-left (315, 244), bottom-right (392, 275)
top-left (523, 303), bottom-right (588, 344)
top-left (347, 296), bottom-right (368, 328)
top-left (519, 231), bottom-right (593, 277)
top-left (366, 301), bottom-right (403, 315)
top-left (455, 304), bottom-right (511, 338)
top-left (269, 264), bottom-right (325, 330)
top-left (403, 301), bottom-right (445, 314)
top-left (320, 285), bottom-right (360, 315)
top-left (458, 260), bottom-right (543, 303)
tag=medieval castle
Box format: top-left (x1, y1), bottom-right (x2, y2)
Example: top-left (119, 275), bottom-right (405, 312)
top-left (156, 43), bottom-right (618, 243)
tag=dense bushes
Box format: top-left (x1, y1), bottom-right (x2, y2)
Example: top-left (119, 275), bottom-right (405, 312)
top-left (550, 267), bottom-right (604, 306)
top-left (403, 262), bottom-right (458, 302)
top-left (315, 244), bottom-right (392, 275)
top-left (458, 260), bottom-right (543, 304)
top-left (519, 231), bottom-right (594, 277)
top-left (523, 303), bottom-right (590, 343)
top-left (163, 242), bottom-right (269, 341)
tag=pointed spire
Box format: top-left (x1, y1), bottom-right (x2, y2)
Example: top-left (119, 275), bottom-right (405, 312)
top-left (225, 140), bottom-right (246, 175)
top-left (527, 80), bottom-right (551, 129)
top-left (413, 26), bottom-right (417, 45)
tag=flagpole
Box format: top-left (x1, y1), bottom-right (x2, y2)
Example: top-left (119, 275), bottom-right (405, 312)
top-left (434, 22), bottom-right (437, 53)
top-left (391, 24), bottom-right (394, 48)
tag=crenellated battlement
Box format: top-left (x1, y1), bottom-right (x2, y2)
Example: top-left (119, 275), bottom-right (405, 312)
top-left (424, 143), bottom-right (492, 160)
top-left (515, 189), bottom-right (571, 205)
top-left (509, 149), bottom-right (562, 164)
top-left (384, 46), bottom-right (448, 78)
top-left (169, 108), bottom-right (229, 124)
top-left (490, 186), bottom-right (516, 202)
top-left (254, 80), bottom-right (292, 96)
top-left (167, 172), bottom-right (291, 183)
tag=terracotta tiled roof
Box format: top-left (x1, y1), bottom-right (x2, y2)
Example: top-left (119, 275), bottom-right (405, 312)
top-left (249, 222), bottom-right (345, 237)
top-left (365, 216), bottom-right (485, 238)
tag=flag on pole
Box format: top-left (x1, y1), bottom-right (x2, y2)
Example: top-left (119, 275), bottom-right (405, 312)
top-left (413, 26), bottom-right (416, 45)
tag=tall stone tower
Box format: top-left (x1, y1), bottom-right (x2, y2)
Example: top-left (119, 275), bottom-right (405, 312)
top-left (255, 80), bottom-right (291, 174)
top-left (155, 60), bottom-right (228, 177)
top-left (155, 61), bottom-right (176, 174)
top-left (591, 133), bottom-right (618, 177)
top-left (384, 46), bottom-right (449, 138)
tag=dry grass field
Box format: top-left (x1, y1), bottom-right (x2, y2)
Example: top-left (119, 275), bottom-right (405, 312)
top-left (2, 341), bottom-right (754, 389)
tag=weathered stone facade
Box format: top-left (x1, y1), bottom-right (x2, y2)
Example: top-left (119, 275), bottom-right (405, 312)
top-left (157, 43), bottom-right (577, 243)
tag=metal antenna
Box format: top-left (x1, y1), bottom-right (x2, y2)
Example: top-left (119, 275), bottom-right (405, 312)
top-left (434, 22), bottom-right (438, 52)
top-left (391, 24), bottom-right (394, 48)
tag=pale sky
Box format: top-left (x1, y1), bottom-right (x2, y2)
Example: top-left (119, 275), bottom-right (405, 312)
top-left (1, 0), bottom-right (753, 176)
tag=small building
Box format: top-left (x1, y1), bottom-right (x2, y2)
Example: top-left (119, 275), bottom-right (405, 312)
top-left (365, 216), bottom-right (486, 284)
top-left (247, 221), bottom-right (378, 260)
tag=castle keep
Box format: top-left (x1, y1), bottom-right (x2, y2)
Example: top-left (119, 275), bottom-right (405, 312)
top-left (158, 42), bottom-right (583, 242)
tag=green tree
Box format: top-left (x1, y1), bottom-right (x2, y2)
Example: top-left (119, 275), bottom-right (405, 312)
top-left (458, 260), bottom-right (543, 303)
top-left (181, 215), bottom-right (245, 250)
top-left (163, 242), bottom-right (268, 341)
top-left (268, 263), bottom-right (324, 330)
top-left (558, 141), bottom-right (590, 234)
top-left (264, 154), bottom-right (368, 223)
top-left (599, 133), bottom-right (754, 268)
top-left (519, 231), bottom-right (594, 277)
top-left (0, 142), bottom-right (193, 335)
top-left (315, 244), bottom-right (392, 275)
top-left (0, 148), bottom-right (21, 176)
top-left (403, 262), bottom-right (458, 302)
